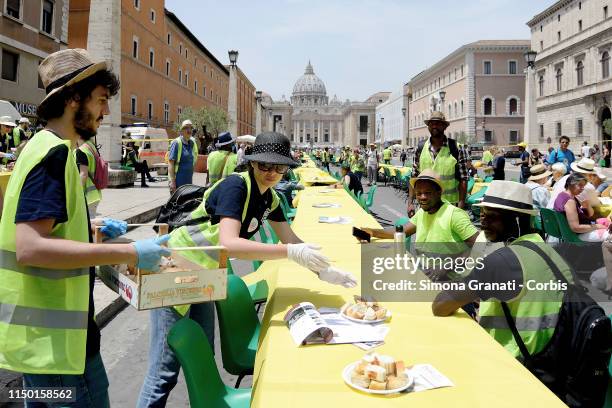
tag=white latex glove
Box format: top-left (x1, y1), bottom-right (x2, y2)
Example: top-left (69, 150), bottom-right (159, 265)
top-left (318, 266), bottom-right (358, 288)
top-left (287, 243), bottom-right (330, 273)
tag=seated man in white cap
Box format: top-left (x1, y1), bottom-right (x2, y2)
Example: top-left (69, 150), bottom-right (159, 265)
top-left (168, 119), bottom-right (198, 192)
top-left (525, 164), bottom-right (552, 211)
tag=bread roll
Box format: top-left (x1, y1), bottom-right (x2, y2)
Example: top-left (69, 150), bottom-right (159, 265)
top-left (375, 307), bottom-right (387, 320)
top-left (369, 380), bottom-right (387, 391)
top-left (351, 373), bottom-right (371, 388)
top-left (365, 364), bottom-right (386, 382)
top-left (355, 362), bottom-right (368, 375)
top-left (394, 360), bottom-right (406, 377)
top-left (386, 375), bottom-right (408, 390)
top-left (363, 307), bottom-right (377, 320)
top-left (377, 355), bottom-right (395, 376)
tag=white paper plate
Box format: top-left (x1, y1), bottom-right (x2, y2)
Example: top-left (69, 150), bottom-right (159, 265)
top-left (342, 362), bottom-right (413, 395)
top-left (319, 189), bottom-right (337, 193)
top-left (341, 309), bottom-right (391, 324)
top-left (312, 203), bottom-right (341, 208)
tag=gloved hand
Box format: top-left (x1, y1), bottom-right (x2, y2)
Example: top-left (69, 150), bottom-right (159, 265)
top-left (287, 243), bottom-right (330, 273)
top-left (4, 153), bottom-right (16, 161)
top-left (133, 235), bottom-right (171, 272)
top-left (318, 266), bottom-right (358, 288)
top-left (100, 218), bottom-right (128, 239)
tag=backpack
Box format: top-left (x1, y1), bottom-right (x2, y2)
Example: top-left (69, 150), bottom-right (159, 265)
top-left (415, 137), bottom-right (461, 181)
top-left (83, 142), bottom-right (109, 190)
top-left (502, 241), bottom-right (612, 408)
top-left (154, 184), bottom-right (209, 233)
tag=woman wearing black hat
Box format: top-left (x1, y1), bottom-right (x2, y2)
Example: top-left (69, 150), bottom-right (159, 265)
top-left (138, 132), bottom-right (357, 407)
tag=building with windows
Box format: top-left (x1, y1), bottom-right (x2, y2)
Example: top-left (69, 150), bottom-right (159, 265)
top-left (526, 0), bottom-right (612, 149)
top-left (0, 0), bottom-right (69, 122)
top-left (262, 61), bottom-right (382, 148)
top-left (375, 86), bottom-right (409, 146)
top-left (407, 40), bottom-right (530, 148)
top-left (229, 66), bottom-right (256, 136)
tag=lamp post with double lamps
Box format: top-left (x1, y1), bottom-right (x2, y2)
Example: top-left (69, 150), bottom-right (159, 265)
top-left (255, 90), bottom-right (262, 136)
top-left (523, 50), bottom-right (537, 147)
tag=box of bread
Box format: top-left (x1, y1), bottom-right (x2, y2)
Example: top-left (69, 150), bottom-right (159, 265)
top-left (95, 225), bottom-right (227, 310)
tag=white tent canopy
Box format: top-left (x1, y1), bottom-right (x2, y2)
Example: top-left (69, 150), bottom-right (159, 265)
top-left (236, 135), bottom-right (256, 144)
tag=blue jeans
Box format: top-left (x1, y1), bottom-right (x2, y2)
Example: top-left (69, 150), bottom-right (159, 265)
top-left (23, 353), bottom-right (110, 408)
top-left (137, 303), bottom-right (215, 408)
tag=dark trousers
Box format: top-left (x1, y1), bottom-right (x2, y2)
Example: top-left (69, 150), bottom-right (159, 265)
top-left (135, 160), bottom-right (153, 185)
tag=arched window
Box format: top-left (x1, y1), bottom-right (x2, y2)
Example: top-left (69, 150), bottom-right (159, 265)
top-left (539, 75), bottom-right (545, 96)
top-left (460, 100), bottom-right (464, 115)
top-left (484, 98), bottom-right (493, 115)
top-left (576, 61), bottom-right (584, 86)
top-left (602, 52), bottom-right (610, 79)
top-left (454, 102), bottom-right (458, 117)
top-left (556, 68), bottom-right (563, 91)
top-left (448, 104), bottom-right (452, 118)
top-left (509, 98), bottom-right (518, 115)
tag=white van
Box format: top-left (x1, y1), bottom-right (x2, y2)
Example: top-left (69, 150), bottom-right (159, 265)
top-left (0, 100), bottom-right (22, 123)
top-left (122, 123), bottom-right (170, 153)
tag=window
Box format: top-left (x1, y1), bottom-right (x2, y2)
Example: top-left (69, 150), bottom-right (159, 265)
top-left (558, 31), bottom-right (561, 42)
top-left (150, 9), bottom-right (156, 23)
top-left (508, 60), bottom-right (517, 75)
top-left (579, 2), bottom-right (582, 10)
top-left (605, 6), bottom-right (609, 19)
top-left (539, 124), bottom-right (544, 139)
top-left (556, 68), bottom-right (563, 91)
top-left (576, 60), bottom-right (584, 85)
top-left (579, 20), bottom-right (583, 31)
top-left (167, 33), bottom-right (171, 45)
top-left (178, 68), bottom-right (182, 83)
top-left (1, 49), bottom-right (18, 82)
top-left (484, 98), bottom-right (493, 115)
top-left (185, 71), bottom-right (188, 86)
top-left (147, 101), bottom-right (153, 120)
top-left (602, 51), bottom-right (610, 78)
top-left (134, 0), bottom-right (140, 8)
top-left (509, 98), bottom-right (518, 115)
top-left (130, 96), bottom-right (137, 116)
top-left (556, 122), bottom-right (562, 137)
top-left (509, 130), bottom-right (519, 143)
top-left (203, 84), bottom-right (206, 97)
top-left (179, 43), bottom-right (183, 55)
top-left (42, 0), bottom-right (54, 35)
top-left (149, 48), bottom-right (154, 68)
top-left (194, 58), bottom-right (197, 68)
top-left (163, 101), bottom-right (169, 124)
top-left (185, 48), bottom-right (188, 59)
top-left (194, 80), bottom-right (198, 93)
top-left (539, 74), bottom-right (545, 96)
top-left (165, 59), bottom-right (170, 76)
top-left (577, 119), bottom-right (583, 136)
top-left (6, 0), bottom-right (20, 19)
top-left (177, 106), bottom-right (182, 123)
top-left (461, 100), bottom-right (464, 115)
top-left (483, 61), bottom-right (492, 75)
top-left (38, 60), bottom-right (44, 89)
top-left (454, 68), bottom-right (457, 80)
top-left (558, 14), bottom-right (561, 22)
top-left (454, 102), bottom-right (458, 117)
top-left (540, 40), bottom-right (544, 51)
top-left (132, 37), bottom-right (139, 59)
top-left (484, 130), bottom-right (493, 142)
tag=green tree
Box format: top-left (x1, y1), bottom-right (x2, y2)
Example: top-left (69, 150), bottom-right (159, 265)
top-left (176, 106), bottom-right (230, 152)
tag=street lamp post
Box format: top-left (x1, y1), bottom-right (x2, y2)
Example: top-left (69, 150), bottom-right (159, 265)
top-left (524, 50), bottom-right (538, 147)
top-left (227, 50), bottom-right (239, 137)
top-left (401, 106), bottom-right (407, 150)
top-left (255, 90), bottom-right (262, 136)
top-left (439, 90), bottom-right (446, 115)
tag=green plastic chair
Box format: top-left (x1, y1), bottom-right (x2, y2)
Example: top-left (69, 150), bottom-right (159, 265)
top-left (553, 211), bottom-right (585, 243)
top-left (483, 176), bottom-right (494, 183)
top-left (167, 318), bottom-right (252, 408)
top-left (467, 177), bottom-right (475, 194)
top-left (277, 194), bottom-right (297, 221)
top-left (226, 259), bottom-right (268, 312)
top-left (365, 185), bottom-right (377, 210)
top-left (215, 274), bottom-right (261, 388)
top-left (333, 171), bottom-right (341, 181)
top-left (540, 208), bottom-right (563, 241)
top-left (258, 220), bottom-right (279, 244)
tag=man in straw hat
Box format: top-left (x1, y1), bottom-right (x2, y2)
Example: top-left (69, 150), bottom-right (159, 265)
top-left (138, 131), bottom-right (357, 406)
top-left (433, 180), bottom-right (575, 362)
top-left (168, 119), bottom-right (199, 192)
top-left (0, 49), bottom-right (171, 405)
top-left (408, 111), bottom-right (469, 215)
top-left (525, 164), bottom-right (552, 211)
top-left (206, 131), bottom-right (237, 185)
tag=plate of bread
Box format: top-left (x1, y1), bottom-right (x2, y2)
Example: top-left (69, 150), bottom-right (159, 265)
top-left (340, 296), bottom-right (390, 324)
top-left (343, 352), bottom-right (412, 395)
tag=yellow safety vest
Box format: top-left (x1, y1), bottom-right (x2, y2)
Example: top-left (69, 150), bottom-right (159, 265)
top-left (350, 155), bottom-right (365, 173)
top-left (479, 234), bottom-right (572, 358)
top-left (171, 136), bottom-right (199, 174)
top-left (78, 140), bottom-right (102, 206)
top-left (168, 171), bottom-right (280, 315)
top-left (0, 130), bottom-right (90, 374)
top-left (383, 149), bottom-right (392, 160)
top-left (207, 150), bottom-right (237, 185)
top-left (418, 140), bottom-right (459, 204)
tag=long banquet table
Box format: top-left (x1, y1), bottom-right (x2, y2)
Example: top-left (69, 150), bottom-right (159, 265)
top-left (0, 171), bottom-right (11, 195)
top-left (242, 184), bottom-right (564, 407)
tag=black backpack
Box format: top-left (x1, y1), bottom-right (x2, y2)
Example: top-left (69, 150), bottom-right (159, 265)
top-left (502, 241), bottom-right (612, 408)
top-left (154, 184), bottom-right (209, 233)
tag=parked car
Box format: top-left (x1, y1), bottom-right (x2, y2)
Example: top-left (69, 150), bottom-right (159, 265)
top-left (504, 146), bottom-right (523, 158)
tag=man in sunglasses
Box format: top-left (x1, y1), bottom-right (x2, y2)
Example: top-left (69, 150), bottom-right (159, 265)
top-left (138, 131), bottom-right (357, 407)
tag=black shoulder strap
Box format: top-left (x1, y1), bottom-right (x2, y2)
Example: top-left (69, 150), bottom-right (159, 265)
top-left (513, 241), bottom-right (569, 284)
top-left (501, 301), bottom-right (533, 360)
top-left (415, 140), bottom-right (426, 161)
top-left (447, 137), bottom-right (460, 160)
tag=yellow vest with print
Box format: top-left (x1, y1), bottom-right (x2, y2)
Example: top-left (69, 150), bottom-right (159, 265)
top-left (207, 150), bottom-right (237, 185)
top-left (479, 234), bottom-right (572, 358)
top-left (418, 140), bottom-right (459, 204)
top-left (78, 140), bottom-right (102, 206)
top-left (168, 171), bottom-right (280, 315)
top-left (383, 148), bottom-right (392, 160)
top-left (0, 130), bottom-right (90, 374)
top-left (171, 136), bottom-right (199, 174)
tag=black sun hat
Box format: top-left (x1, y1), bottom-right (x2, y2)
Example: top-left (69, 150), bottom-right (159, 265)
top-left (244, 132), bottom-right (300, 167)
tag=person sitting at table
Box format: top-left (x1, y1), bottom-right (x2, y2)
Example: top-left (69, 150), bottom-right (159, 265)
top-left (546, 162), bottom-right (567, 188)
top-left (525, 164), bottom-right (551, 212)
top-left (553, 173), bottom-right (610, 242)
top-left (334, 163), bottom-right (363, 197)
top-left (138, 131), bottom-right (357, 407)
top-left (592, 172), bottom-right (609, 196)
top-left (432, 181), bottom-right (575, 388)
top-left (350, 148), bottom-right (365, 181)
top-left (123, 142), bottom-right (157, 187)
top-left (547, 157), bottom-right (600, 209)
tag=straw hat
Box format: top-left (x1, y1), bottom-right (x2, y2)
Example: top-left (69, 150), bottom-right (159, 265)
top-left (39, 48), bottom-right (108, 105)
top-left (424, 111), bottom-right (449, 126)
top-left (410, 169), bottom-right (444, 191)
top-left (570, 157), bottom-right (598, 175)
top-left (473, 181), bottom-right (537, 215)
top-left (0, 116), bottom-right (15, 127)
top-left (528, 164), bottom-right (551, 181)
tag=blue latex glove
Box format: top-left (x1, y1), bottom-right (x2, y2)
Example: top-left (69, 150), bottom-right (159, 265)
top-left (100, 218), bottom-right (128, 239)
top-left (4, 153), bottom-right (16, 161)
top-left (133, 235), bottom-right (171, 271)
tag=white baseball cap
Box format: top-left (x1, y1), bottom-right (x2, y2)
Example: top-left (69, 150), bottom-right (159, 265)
top-left (180, 119), bottom-right (193, 129)
top-left (19, 117), bottom-right (30, 124)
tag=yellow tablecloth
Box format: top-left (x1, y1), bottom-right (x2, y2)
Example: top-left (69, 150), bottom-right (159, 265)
top-left (378, 164), bottom-right (411, 177)
top-left (470, 182), bottom-right (490, 195)
top-left (593, 205), bottom-right (612, 218)
top-left (293, 167), bottom-right (338, 187)
top-left (245, 186), bottom-right (563, 407)
top-left (0, 172), bottom-right (11, 195)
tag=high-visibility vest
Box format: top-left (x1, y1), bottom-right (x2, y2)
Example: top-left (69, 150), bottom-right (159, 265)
top-left (207, 150), bottom-right (237, 185)
top-left (383, 148), bottom-right (392, 160)
top-left (479, 233), bottom-right (572, 358)
top-left (0, 130), bottom-right (90, 374)
top-left (78, 140), bottom-right (102, 206)
top-left (322, 151), bottom-right (330, 163)
top-left (350, 155), bottom-right (365, 172)
top-left (418, 141), bottom-right (459, 204)
top-left (11, 127), bottom-right (21, 147)
top-left (171, 136), bottom-right (199, 174)
top-left (168, 171), bottom-right (280, 315)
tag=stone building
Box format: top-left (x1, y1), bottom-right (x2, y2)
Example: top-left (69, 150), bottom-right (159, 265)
top-left (229, 66), bottom-right (255, 136)
top-left (408, 40), bottom-right (530, 148)
top-left (0, 0), bottom-right (69, 122)
top-left (525, 0), bottom-right (612, 150)
top-left (375, 86), bottom-right (409, 146)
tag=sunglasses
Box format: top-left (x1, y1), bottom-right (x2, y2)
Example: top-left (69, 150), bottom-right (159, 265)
top-left (255, 162), bottom-right (289, 174)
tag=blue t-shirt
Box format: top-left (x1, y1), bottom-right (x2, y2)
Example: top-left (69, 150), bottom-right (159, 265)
top-left (520, 151), bottom-right (530, 178)
top-left (15, 141), bottom-right (99, 358)
top-left (205, 172), bottom-right (286, 239)
top-left (169, 137), bottom-right (195, 187)
top-left (548, 148), bottom-right (575, 172)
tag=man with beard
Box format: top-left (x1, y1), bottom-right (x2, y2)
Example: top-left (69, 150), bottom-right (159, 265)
top-left (0, 49), bottom-right (170, 407)
top-left (407, 111), bottom-right (469, 216)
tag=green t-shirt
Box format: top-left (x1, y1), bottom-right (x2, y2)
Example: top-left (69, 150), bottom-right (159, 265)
top-left (410, 202), bottom-right (477, 243)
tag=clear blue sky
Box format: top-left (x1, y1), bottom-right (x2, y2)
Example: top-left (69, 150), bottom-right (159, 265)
top-left (166, 0), bottom-right (549, 101)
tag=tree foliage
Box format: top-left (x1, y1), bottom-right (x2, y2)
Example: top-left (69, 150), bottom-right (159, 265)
top-left (175, 106), bottom-right (230, 152)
